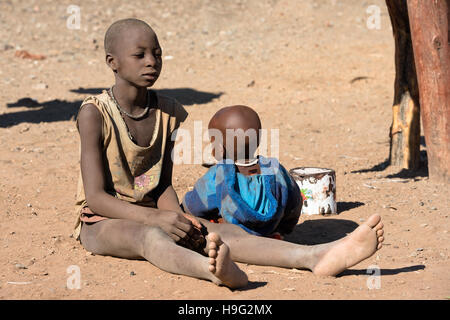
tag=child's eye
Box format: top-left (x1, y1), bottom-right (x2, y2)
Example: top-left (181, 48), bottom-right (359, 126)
top-left (134, 53), bottom-right (145, 58)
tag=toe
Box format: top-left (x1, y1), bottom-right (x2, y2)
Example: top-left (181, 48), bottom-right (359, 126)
top-left (207, 232), bottom-right (221, 244)
top-left (378, 236), bottom-right (384, 243)
top-left (209, 257), bottom-right (216, 265)
top-left (366, 214), bottom-right (381, 228)
top-left (208, 265), bottom-right (216, 272)
top-left (208, 249), bottom-right (217, 258)
top-left (377, 229), bottom-right (384, 236)
top-left (374, 221), bottom-right (384, 231)
top-left (209, 241), bottom-right (217, 250)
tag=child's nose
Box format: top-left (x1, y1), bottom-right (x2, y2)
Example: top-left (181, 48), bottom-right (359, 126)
top-left (145, 54), bottom-right (157, 67)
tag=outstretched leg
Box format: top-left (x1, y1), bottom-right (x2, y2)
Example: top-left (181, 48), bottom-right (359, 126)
top-left (198, 214), bottom-right (384, 276)
top-left (79, 219), bottom-right (248, 288)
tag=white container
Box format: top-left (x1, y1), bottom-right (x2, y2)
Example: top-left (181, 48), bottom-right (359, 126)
top-left (289, 167), bottom-right (337, 215)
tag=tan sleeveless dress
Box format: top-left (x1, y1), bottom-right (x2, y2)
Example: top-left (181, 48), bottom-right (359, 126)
top-left (73, 89), bottom-right (187, 239)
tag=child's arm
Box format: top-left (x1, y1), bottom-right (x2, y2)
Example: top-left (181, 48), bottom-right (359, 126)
top-left (151, 137), bottom-right (203, 229)
top-left (77, 104), bottom-right (199, 243)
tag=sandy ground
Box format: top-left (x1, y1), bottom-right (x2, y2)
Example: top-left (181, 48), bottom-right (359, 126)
top-left (0, 0), bottom-right (449, 300)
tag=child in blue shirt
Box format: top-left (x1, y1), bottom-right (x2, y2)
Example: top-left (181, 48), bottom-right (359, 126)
top-left (183, 105), bottom-right (302, 238)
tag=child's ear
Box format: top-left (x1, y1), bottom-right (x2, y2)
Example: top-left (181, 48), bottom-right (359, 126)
top-left (105, 54), bottom-right (118, 72)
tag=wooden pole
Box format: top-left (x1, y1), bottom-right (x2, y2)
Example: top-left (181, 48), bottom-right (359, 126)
top-left (407, 0), bottom-right (450, 183)
top-left (386, 0), bottom-right (421, 170)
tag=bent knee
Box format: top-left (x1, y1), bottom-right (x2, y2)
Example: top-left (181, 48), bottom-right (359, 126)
top-left (79, 222), bottom-right (103, 254)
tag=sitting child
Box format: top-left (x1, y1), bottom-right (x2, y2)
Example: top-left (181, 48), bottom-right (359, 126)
top-left (183, 105), bottom-right (302, 238)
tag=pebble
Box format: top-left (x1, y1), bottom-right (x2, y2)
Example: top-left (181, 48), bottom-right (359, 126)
top-left (430, 207), bottom-right (437, 210)
top-left (420, 223), bottom-right (428, 227)
top-left (32, 83), bottom-right (48, 90)
top-left (416, 248), bottom-right (424, 252)
top-left (130, 271), bottom-right (136, 276)
top-left (15, 263), bottom-right (27, 270)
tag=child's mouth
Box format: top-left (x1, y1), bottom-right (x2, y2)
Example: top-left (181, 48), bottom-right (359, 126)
top-left (142, 73), bottom-right (158, 80)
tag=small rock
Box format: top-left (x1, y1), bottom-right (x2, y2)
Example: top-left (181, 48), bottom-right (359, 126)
top-left (416, 248), bottom-right (424, 252)
top-left (26, 203), bottom-right (32, 208)
top-left (419, 201), bottom-right (424, 206)
top-left (282, 287), bottom-right (296, 291)
top-left (4, 43), bottom-right (14, 51)
top-left (430, 207), bottom-right (437, 210)
top-left (130, 271), bottom-right (136, 276)
top-left (15, 263), bottom-right (27, 270)
top-left (420, 223), bottom-right (428, 227)
top-left (31, 148), bottom-right (43, 153)
top-left (32, 83), bottom-right (48, 90)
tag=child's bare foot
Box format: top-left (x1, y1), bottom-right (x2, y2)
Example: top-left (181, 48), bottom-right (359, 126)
top-left (207, 232), bottom-right (248, 288)
top-left (312, 214), bottom-right (384, 276)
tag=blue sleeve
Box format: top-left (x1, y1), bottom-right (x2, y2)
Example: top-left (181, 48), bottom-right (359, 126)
top-left (182, 166), bottom-right (218, 218)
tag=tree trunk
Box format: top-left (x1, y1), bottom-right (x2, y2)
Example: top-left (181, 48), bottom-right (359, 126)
top-left (407, 0), bottom-right (450, 183)
top-left (386, 0), bottom-right (421, 170)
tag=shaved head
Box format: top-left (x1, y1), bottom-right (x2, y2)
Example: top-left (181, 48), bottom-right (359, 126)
top-left (208, 105), bottom-right (262, 161)
top-left (209, 105), bottom-right (262, 134)
top-left (104, 18), bottom-right (155, 55)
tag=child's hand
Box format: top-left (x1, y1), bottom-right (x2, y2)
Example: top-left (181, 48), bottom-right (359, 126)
top-left (182, 213), bottom-right (203, 230)
top-left (154, 211), bottom-right (205, 248)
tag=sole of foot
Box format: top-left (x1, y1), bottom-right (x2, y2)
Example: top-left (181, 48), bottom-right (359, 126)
top-left (207, 232), bottom-right (248, 289)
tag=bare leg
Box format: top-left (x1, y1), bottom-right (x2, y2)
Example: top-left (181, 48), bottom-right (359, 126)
top-left (198, 214), bottom-right (385, 276)
top-left (79, 219), bottom-right (248, 288)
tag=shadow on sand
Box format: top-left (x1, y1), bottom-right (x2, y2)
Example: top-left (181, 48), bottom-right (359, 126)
top-left (338, 264), bottom-right (426, 277)
top-left (284, 218), bottom-right (359, 245)
top-left (1, 87), bottom-right (223, 128)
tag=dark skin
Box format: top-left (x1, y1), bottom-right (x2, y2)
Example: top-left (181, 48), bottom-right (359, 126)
top-left (78, 24), bottom-right (204, 250)
top-left (208, 105), bottom-right (262, 176)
